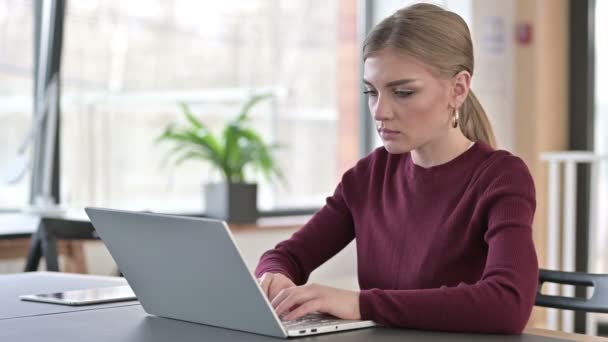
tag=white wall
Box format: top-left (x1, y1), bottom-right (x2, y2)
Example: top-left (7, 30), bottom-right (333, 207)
top-left (470, 0), bottom-right (515, 151)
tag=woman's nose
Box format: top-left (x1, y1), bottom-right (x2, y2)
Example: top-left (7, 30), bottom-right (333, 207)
top-left (371, 95), bottom-right (393, 121)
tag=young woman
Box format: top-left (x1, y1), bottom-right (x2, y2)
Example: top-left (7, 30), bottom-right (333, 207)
top-left (255, 3), bottom-right (538, 334)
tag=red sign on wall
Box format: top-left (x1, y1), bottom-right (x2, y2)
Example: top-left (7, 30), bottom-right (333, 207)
top-left (516, 22), bottom-right (533, 45)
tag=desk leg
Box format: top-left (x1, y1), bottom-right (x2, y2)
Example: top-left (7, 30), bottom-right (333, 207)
top-left (24, 226), bottom-right (85, 273)
top-left (24, 228), bottom-right (43, 272)
top-left (40, 223), bottom-right (59, 272)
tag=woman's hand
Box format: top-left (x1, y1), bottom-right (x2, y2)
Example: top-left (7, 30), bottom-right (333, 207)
top-left (258, 272), bottom-right (296, 302)
top-left (271, 283), bottom-right (361, 321)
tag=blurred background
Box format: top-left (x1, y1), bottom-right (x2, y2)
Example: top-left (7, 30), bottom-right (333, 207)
top-left (0, 0), bottom-right (607, 337)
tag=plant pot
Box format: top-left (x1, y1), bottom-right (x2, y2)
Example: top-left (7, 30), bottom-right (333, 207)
top-left (204, 182), bottom-right (258, 223)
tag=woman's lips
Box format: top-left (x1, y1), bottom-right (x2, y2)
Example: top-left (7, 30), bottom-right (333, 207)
top-left (378, 128), bottom-right (400, 140)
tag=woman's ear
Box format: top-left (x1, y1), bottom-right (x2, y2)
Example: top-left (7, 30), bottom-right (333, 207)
top-left (451, 70), bottom-right (471, 108)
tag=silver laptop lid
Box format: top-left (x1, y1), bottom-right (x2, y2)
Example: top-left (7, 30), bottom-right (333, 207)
top-left (85, 207), bottom-right (287, 338)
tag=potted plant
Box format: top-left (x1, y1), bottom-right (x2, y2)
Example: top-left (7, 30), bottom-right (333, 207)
top-left (156, 94), bottom-right (283, 223)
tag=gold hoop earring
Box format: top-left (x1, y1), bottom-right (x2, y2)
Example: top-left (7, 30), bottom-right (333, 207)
top-left (452, 109), bottom-right (459, 128)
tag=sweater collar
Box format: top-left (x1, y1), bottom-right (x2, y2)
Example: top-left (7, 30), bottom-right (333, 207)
top-left (404, 141), bottom-right (486, 178)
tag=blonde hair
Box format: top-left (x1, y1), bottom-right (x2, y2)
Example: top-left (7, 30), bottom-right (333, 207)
top-left (363, 3), bottom-right (496, 148)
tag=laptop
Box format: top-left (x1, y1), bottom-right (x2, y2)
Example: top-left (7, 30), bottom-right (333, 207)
top-left (85, 207), bottom-right (376, 338)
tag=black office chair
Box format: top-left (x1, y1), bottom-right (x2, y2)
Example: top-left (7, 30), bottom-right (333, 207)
top-left (535, 268), bottom-right (608, 313)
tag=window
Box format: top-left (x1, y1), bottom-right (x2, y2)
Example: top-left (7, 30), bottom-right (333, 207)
top-left (60, 0), bottom-right (358, 212)
top-left (0, 0), bottom-right (34, 209)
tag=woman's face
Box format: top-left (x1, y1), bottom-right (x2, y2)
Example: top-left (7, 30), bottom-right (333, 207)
top-left (363, 49), bottom-right (462, 154)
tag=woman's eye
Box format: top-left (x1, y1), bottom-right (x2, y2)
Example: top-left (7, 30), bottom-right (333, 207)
top-left (394, 90), bottom-right (414, 98)
top-left (363, 89), bottom-right (378, 97)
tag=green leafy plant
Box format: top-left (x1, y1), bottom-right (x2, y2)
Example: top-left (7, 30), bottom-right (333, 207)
top-left (156, 94), bottom-right (283, 184)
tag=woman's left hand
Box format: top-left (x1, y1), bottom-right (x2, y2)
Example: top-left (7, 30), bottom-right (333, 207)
top-left (270, 283), bottom-right (361, 321)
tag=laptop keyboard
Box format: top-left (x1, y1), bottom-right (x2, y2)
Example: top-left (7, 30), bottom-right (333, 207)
top-left (282, 312), bottom-right (344, 329)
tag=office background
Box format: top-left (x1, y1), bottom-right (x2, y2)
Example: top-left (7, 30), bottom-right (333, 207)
top-left (0, 0), bottom-right (607, 336)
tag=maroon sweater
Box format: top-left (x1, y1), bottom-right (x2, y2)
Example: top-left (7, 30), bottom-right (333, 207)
top-left (255, 142), bottom-right (538, 334)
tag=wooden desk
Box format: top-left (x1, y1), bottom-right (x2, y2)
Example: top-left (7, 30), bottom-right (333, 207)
top-left (229, 215), bottom-right (310, 232)
top-left (0, 238), bottom-right (87, 273)
top-left (526, 327), bottom-right (607, 341)
top-left (0, 212), bottom-right (309, 274)
top-left (0, 212), bottom-right (90, 273)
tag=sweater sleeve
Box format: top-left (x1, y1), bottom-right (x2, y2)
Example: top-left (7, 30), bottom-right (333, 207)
top-left (254, 180), bottom-right (356, 285)
top-left (358, 157), bottom-right (539, 334)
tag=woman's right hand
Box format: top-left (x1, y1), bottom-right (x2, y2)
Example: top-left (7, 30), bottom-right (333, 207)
top-left (258, 272), bottom-right (296, 301)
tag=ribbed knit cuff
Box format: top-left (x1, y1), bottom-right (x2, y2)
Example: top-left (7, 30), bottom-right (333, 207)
top-left (254, 263), bottom-right (297, 283)
top-left (358, 289), bottom-right (376, 321)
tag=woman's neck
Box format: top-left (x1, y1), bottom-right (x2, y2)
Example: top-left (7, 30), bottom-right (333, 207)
top-left (410, 130), bottom-right (473, 169)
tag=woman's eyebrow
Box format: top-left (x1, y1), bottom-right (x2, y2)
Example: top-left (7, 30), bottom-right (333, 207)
top-left (363, 78), bottom-right (417, 88)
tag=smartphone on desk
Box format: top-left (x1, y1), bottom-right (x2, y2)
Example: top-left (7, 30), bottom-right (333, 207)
top-left (19, 285), bottom-right (137, 306)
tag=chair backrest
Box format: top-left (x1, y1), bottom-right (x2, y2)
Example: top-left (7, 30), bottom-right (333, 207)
top-left (536, 269), bottom-right (608, 313)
